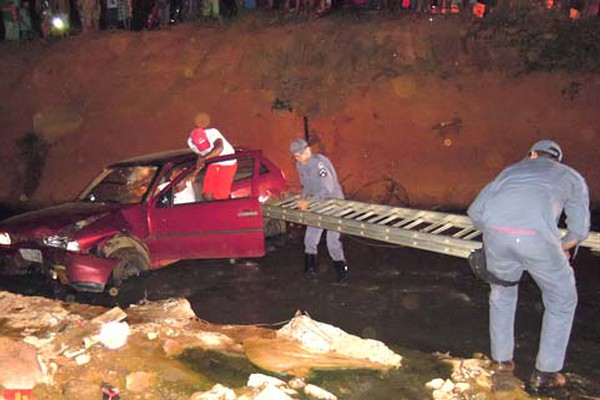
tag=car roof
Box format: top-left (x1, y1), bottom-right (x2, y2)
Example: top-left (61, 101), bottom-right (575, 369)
top-left (110, 149), bottom-right (195, 168)
top-left (109, 148), bottom-right (260, 168)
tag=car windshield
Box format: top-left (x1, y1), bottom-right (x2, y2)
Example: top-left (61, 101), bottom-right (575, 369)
top-left (78, 166), bottom-right (159, 205)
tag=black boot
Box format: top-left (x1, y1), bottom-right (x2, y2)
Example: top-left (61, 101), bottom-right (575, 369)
top-left (333, 260), bottom-right (349, 283)
top-left (304, 253), bottom-right (317, 278)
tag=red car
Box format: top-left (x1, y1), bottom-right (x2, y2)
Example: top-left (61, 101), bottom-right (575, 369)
top-left (0, 149), bottom-right (287, 295)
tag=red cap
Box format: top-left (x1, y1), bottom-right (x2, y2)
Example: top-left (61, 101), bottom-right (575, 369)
top-left (189, 128), bottom-right (211, 153)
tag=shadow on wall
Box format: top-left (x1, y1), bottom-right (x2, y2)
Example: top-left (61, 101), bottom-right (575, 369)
top-left (13, 131), bottom-right (49, 202)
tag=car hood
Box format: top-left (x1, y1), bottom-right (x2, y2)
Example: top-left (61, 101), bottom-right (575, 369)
top-left (0, 202), bottom-right (122, 238)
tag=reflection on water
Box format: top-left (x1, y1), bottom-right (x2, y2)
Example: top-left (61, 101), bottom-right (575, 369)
top-left (179, 347), bottom-right (450, 400)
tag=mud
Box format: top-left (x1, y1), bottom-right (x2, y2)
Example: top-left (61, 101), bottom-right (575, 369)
top-left (2, 226), bottom-right (599, 399)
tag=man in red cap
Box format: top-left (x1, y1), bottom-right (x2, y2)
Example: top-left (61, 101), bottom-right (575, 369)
top-left (187, 113), bottom-right (237, 201)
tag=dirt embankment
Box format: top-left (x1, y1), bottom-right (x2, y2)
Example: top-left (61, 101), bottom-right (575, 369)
top-left (1, 15), bottom-right (599, 210)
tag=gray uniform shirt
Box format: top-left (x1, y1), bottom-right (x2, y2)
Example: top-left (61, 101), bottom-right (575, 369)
top-left (296, 154), bottom-right (344, 202)
top-left (468, 157), bottom-right (590, 245)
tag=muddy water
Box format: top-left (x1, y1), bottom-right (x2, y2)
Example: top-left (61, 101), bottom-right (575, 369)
top-left (2, 231), bottom-right (600, 399)
top-left (86, 232), bottom-right (600, 398)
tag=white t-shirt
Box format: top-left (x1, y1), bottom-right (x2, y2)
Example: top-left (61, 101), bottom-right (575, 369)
top-left (187, 128), bottom-right (236, 166)
top-left (173, 181), bottom-right (196, 204)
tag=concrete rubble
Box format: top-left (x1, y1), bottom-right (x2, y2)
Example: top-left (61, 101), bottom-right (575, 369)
top-left (0, 291), bottom-right (523, 399)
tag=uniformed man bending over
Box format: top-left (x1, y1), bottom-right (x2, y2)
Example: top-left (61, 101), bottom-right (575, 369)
top-left (468, 139), bottom-right (590, 393)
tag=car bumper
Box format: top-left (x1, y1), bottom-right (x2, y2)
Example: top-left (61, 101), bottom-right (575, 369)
top-left (0, 244), bottom-right (117, 293)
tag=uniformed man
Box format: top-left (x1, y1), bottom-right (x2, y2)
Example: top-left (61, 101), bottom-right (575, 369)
top-left (290, 139), bottom-right (349, 283)
top-left (468, 139), bottom-right (590, 393)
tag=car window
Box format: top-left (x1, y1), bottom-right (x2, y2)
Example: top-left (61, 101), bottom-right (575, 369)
top-left (154, 163), bottom-right (193, 196)
top-left (157, 155), bottom-right (256, 206)
top-left (79, 166), bottom-right (158, 205)
top-left (156, 165), bottom-right (199, 207)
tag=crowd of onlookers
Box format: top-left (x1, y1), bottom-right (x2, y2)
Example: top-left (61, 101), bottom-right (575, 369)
top-left (1, 0), bottom-right (598, 41)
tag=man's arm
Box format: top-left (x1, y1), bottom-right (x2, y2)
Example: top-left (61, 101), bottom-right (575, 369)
top-left (562, 172), bottom-right (590, 247)
top-left (203, 138), bottom-right (224, 160)
top-left (467, 180), bottom-right (497, 230)
top-left (194, 138), bottom-right (224, 169)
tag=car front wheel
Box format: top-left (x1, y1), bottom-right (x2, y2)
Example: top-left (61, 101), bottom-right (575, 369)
top-left (108, 247), bottom-right (148, 291)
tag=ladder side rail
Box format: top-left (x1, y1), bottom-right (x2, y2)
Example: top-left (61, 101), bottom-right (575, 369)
top-left (264, 199), bottom-right (600, 252)
top-left (263, 205), bottom-right (479, 258)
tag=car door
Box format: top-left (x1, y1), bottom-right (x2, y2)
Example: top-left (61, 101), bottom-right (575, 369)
top-left (145, 151), bottom-right (266, 263)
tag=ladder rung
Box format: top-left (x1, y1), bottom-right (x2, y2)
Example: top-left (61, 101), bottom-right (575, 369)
top-left (401, 218), bottom-right (425, 230)
top-left (430, 223), bottom-right (454, 235)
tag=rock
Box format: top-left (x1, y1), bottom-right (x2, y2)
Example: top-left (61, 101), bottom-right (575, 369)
top-left (163, 338), bottom-right (184, 356)
top-left (195, 331), bottom-right (235, 349)
top-left (126, 371), bottom-right (157, 393)
top-left (98, 321), bottom-right (130, 350)
top-left (432, 389), bottom-right (457, 400)
top-left (0, 338), bottom-right (44, 389)
top-left (0, 292), bottom-right (73, 330)
top-left (147, 331), bottom-right (158, 340)
top-left (247, 373), bottom-right (286, 389)
top-left (127, 298), bottom-right (197, 326)
top-left (276, 313), bottom-right (402, 368)
top-left (425, 378), bottom-right (445, 390)
top-left (254, 385), bottom-right (294, 400)
top-left (304, 384), bottom-right (337, 400)
top-left (440, 379), bottom-right (455, 392)
top-left (74, 353), bottom-right (91, 365)
top-left (287, 377), bottom-right (306, 390)
top-left (189, 383), bottom-right (236, 400)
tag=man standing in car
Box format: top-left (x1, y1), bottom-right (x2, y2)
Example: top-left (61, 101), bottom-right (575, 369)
top-left (467, 139), bottom-right (590, 394)
top-left (290, 138), bottom-right (349, 283)
top-left (187, 112), bottom-right (237, 201)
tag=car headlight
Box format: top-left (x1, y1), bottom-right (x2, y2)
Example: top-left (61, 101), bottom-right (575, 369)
top-left (43, 235), bottom-right (80, 252)
top-left (0, 232), bottom-right (11, 246)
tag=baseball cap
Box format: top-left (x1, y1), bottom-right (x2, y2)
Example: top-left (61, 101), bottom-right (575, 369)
top-left (289, 139), bottom-right (308, 154)
top-left (529, 140), bottom-right (563, 162)
top-left (189, 128), bottom-right (211, 153)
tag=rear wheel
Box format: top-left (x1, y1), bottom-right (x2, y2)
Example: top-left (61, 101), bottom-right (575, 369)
top-left (108, 247), bottom-right (148, 292)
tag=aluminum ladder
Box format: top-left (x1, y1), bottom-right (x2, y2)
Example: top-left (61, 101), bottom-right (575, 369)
top-left (263, 195), bottom-right (600, 259)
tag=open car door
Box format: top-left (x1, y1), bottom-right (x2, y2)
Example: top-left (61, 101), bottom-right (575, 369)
top-left (146, 151), bottom-right (266, 263)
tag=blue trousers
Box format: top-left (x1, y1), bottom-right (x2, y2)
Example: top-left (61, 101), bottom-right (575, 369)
top-left (304, 226), bottom-right (345, 262)
top-left (485, 230), bottom-right (577, 372)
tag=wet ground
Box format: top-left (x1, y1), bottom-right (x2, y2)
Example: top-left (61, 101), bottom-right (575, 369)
top-left (2, 222), bottom-right (600, 399)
